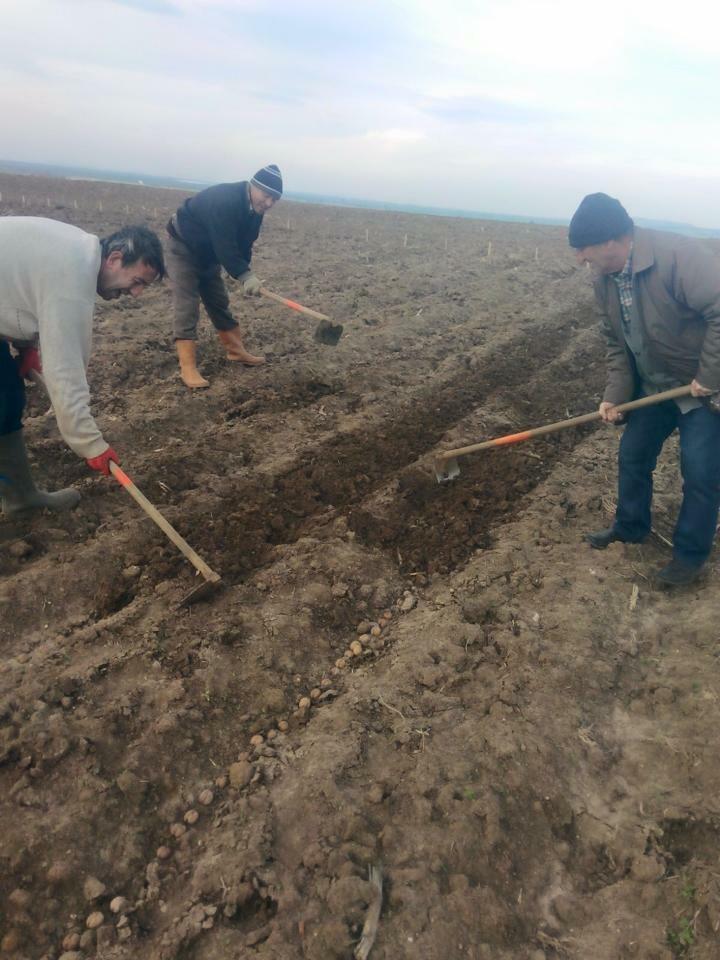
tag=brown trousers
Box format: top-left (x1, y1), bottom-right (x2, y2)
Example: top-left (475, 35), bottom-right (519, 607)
top-left (165, 232), bottom-right (238, 341)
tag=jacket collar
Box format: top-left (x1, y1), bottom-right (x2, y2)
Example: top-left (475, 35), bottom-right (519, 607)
top-left (630, 227), bottom-right (654, 274)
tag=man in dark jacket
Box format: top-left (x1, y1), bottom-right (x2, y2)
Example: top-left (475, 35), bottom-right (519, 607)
top-left (569, 192), bottom-right (720, 586)
top-left (166, 164), bottom-right (282, 388)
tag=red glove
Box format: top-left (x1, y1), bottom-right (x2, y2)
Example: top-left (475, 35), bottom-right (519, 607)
top-left (16, 346), bottom-right (42, 380)
top-left (86, 447), bottom-right (120, 477)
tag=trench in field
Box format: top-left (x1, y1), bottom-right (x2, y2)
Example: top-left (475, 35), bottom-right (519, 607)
top-left (0, 310), bottom-right (603, 637)
top-left (177, 310), bottom-right (604, 583)
top-left (4, 307), bottom-right (602, 621)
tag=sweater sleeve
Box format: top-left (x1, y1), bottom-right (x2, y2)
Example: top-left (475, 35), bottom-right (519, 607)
top-left (37, 296), bottom-right (108, 459)
top-left (240, 219), bottom-right (261, 273)
top-left (203, 202), bottom-right (253, 279)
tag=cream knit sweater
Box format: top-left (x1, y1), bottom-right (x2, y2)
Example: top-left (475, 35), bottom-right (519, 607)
top-left (0, 217), bottom-right (108, 459)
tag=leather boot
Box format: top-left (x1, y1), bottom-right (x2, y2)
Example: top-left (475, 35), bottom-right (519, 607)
top-left (655, 558), bottom-right (703, 587)
top-left (176, 339), bottom-right (209, 388)
top-left (0, 430), bottom-right (80, 516)
top-left (217, 328), bottom-right (265, 365)
top-left (585, 527), bottom-right (647, 549)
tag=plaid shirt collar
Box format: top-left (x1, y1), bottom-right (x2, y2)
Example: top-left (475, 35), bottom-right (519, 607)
top-left (611, 243), bottom-right (634, 322)
top-left (615, 241), bottom-right (634, 279)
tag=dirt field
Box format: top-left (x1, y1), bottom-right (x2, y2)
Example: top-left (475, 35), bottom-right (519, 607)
top-left (1, 172), bottom-right (719, 960)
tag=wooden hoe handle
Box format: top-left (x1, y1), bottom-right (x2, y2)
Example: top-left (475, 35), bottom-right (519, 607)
top-left (259, 286), bottom-right (330, 322)
top-left (437, 384), bottom-right (694, 462)
top-left (109, 462), bottom-right (220, 583)
top-left (29, 370), bottom-right (219, 586)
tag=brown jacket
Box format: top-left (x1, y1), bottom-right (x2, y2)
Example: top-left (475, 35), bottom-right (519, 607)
top-left (594, 227), bottom-right (720, 404)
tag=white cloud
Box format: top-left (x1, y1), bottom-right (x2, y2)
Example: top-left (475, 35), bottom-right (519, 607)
top-left (363, 128), bottom-right (427, 146)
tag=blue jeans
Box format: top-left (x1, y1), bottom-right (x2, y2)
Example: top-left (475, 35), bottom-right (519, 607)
top-left (614, 401), bottom-right (720, 566)
top-left (0, 341), bottom-right (25, 435)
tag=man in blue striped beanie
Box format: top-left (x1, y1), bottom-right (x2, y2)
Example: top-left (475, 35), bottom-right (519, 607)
top-left (166, 164), bottom-right (283, 387)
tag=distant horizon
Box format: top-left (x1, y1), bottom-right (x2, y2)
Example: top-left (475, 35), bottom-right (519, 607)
top-left (1, 156), bottom-right (720, 240)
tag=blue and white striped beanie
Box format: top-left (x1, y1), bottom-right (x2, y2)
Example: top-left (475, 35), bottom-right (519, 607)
top-left (250, 164), bottom-right (283, 199)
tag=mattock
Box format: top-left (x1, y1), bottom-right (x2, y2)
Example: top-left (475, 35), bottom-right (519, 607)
top-left (108, 462), bottom-right (222, 607)
top-left (31, 370), bottom-right (221, 606)
top-left (433, 385), bottom-right (697, 482)
top-left (259, 286), bottom-right (344, 345)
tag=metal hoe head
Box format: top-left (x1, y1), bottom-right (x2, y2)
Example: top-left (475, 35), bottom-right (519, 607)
top-left (178, 572), bottom-right (223, 609)
top-left (314, 319), bottom-right (344, 346)
top-left (433, 456), bottom-right (460, 483)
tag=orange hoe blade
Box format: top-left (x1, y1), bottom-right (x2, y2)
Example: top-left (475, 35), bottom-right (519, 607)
top-left (433, 384), bottom-right (694, 482)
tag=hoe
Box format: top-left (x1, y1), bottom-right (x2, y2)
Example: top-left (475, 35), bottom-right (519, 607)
top-left (108, 461), bottom-right (222, 607)
top-left (32, 372), bottom-right (222, 607)
top-left (434, 384), bottom-right (695, 483)
top-left (259, 287), bottom-right (343, 346)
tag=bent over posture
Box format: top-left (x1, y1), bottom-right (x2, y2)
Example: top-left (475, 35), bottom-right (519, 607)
top-left (0, 217), bottom-right (164, 515)
top-left (166, 164), bottom-right (283, 388)
top-left (569, 192), bottom-right (720, 586)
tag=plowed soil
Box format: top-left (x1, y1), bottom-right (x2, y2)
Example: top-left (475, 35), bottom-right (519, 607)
top-left (1, 172), bottom-right (719, 960)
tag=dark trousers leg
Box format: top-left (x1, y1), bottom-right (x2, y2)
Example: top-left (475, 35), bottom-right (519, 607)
top-left (0, 341), bottom-right (25, 436)
top-left (198, 265), bottom-right (238, 333)
top-left (166, 237), bottom-right (203, 341)
top-left (674, 405), bottom-right (720, 566)
top-left (614, 403), bottom-right (678, 541)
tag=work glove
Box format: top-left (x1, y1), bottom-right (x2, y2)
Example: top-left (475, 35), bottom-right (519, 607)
top-left (16, 346), bottom-right (42, 380)
top-left (86, 446), bottom-right (120, 477)
top-left (241, 272), bottom-right (262, 296)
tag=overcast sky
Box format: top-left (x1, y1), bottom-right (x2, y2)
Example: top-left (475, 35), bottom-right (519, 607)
top-left (3, 0), bottom-right (720, 226)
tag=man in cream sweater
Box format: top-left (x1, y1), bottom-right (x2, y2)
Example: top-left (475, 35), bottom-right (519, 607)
top-left (0, 217), bottom-right (165, 516)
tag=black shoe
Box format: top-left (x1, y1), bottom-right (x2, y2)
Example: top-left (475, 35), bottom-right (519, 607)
top-left (584, 527), bottom-right (644, 550)
top-left (655, 558), bottom-right (703, 587)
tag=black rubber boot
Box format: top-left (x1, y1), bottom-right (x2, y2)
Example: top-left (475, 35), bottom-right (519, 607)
top-left (655, 558), bottom-right (703, 587)
top-left (585, 527), bottom-right (635, 550)
top-left (0, 430), bottom-right (80, 516)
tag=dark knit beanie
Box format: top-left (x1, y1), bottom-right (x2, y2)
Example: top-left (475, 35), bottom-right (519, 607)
top-left (250, 164), bottom-right (283, 199)
top-left (568, 193), bottom-right (633, 248)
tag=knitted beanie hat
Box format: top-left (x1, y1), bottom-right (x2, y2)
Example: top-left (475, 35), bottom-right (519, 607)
top-left (568, 193), bottom-right (633, 248)
top-left (250, 164), bottom-right (283, 199)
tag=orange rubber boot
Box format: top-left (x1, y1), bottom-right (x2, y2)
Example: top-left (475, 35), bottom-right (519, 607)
top-left (176, 340), bottom-right (210, 389)
top-left (217, 328), bottom-right (265, 365)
